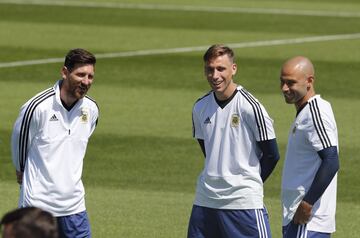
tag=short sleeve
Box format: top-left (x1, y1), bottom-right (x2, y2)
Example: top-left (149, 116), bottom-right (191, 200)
top-left (307, 100), bottom-right (338, 151)
top-left (192, 105), bottom-right (204, 139)
top-left (241, 94), bottom-right (276, 142)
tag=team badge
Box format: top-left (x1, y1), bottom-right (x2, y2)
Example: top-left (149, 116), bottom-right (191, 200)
top-left (231, 114), bottom-right (240, 127)
top-left (80, 107), bottom-right (89, 123)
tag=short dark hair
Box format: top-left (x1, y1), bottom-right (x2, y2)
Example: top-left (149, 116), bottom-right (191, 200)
top-left (1, 207), bottom-right (58, 238)
top-left (64, 48), bottom-right (96, 72)
top-left (203, 44), bottom-right (235, 63)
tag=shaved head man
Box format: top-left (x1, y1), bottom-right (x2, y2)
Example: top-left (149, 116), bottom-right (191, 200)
top-left (280, 56), bottom-right (315, 109)
top-left (280, 56), bottom-right (339, 238)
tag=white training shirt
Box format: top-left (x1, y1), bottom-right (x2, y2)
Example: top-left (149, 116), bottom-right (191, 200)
top-left (11, 80), bottom-right (99, 217)
top-left (281, 95), bottom-right (338, 233)
top-left (192, 85), bottom-right (276, 209)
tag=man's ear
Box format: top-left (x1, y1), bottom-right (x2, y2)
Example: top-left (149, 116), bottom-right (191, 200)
top-left (232, 63), bottom-right (237, 76)
top-left (306, 75), bottom-right (314, 89)
top-left (61, 66), bottom-right (68, 80)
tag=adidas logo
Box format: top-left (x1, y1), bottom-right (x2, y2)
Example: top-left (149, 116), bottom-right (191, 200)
top-left (49, 114), bottom-right (58, 121)
top-left (204, 117), bottom-right (211, 124)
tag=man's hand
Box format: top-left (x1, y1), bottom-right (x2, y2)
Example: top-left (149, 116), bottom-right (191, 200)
top-left (16, 170), bottom-right (23, 185)
top-left (293, 200), bottom-right (313, 224)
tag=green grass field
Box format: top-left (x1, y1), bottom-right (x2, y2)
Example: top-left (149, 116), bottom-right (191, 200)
top-left (0, 0), bottom-right (359, 237)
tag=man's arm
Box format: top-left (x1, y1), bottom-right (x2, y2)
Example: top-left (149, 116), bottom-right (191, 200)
top-left (257, 138), bottom-right (280, 182)
top-left (11, 115), bottom-right (23, 172)
top-left (11, 103), bottom-right (38, 184)
top-left (11, 113), bottom-right (24, 185)
top-left (293, 146), bottom-right (339, 224)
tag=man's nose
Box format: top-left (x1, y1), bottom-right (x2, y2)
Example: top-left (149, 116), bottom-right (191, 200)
top-left (212, 69), bottom-right (221, 79)
top-left (82, 76), bottom-right (92, 86)
top-left (281, 83), bottom-right (289, 92)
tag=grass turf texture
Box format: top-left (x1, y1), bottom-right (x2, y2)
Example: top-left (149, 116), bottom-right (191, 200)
top-left (0, 0), bottom-right (359, 237)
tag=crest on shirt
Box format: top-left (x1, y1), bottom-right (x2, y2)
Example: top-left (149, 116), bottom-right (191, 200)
top-left (231, 114), bottom-right (240, 127)
top-left (80, 107), bottom-right (89, 123)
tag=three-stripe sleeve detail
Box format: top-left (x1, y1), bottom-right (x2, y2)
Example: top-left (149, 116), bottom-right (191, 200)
top-left (18, 88), bottom-right (55, 172)
top-left (255, 209), bottom-right (269, 238)
top-left (240, 89), bottom-right (268, 141)
top-left (309, 99), bottom-right (332, 149)
top-left (85, 95), bottom-right (99, 112)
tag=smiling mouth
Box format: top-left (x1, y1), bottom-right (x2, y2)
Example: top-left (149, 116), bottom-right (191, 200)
top-left (212, 81), bottom-right (222, 87)
top-left (78, 87), bottom-right (88, 94)
top-left (283, 94), bottom-right (294, 102)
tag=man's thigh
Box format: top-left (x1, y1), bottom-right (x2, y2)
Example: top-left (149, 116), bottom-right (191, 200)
top-left (188, 205), bottom-right (220, 238)
top-left (188, 205), bottom-right (271, 238)
top-left (217, 207), bottom-right (271, 238)
top-left (57, 210), bottom-right (91, 238)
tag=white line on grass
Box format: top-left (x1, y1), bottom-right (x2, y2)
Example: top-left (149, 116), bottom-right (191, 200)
top-left (0, 0), bottom-right (360, 18)
top-left (1, 33), bottom-right (360, 69)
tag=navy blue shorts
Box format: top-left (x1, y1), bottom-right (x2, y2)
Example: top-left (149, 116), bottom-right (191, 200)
top-left (282, 221), bottom-right (331, 238)
top-left (188, 205), bottom-right (271, 238)
top-left (57, 210), bottom-right (91, 238)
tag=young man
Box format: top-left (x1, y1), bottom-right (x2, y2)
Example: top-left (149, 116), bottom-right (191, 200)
top-left (188, 44), bottom-right (280, 238)
top-left (11, 48), bottom-right (99, 237)
top-left (280, 56), bottom-right (339, 238)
